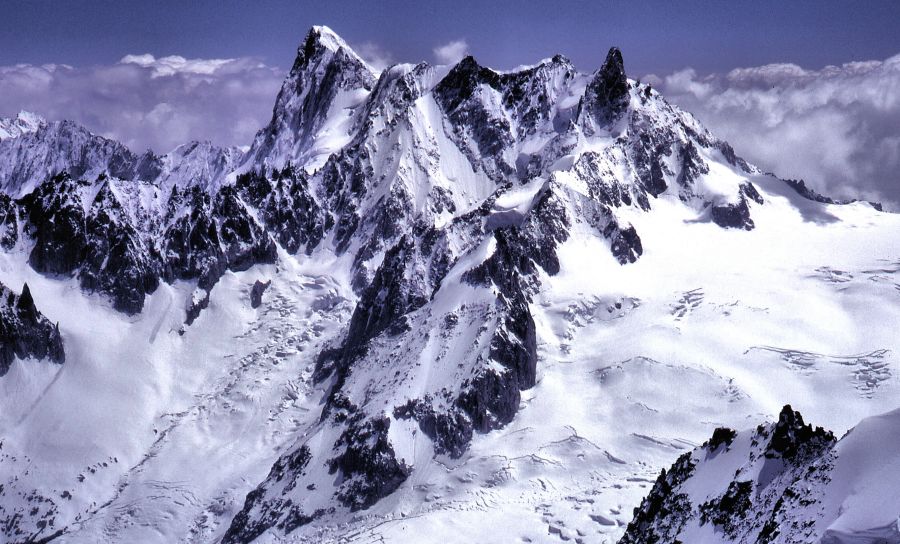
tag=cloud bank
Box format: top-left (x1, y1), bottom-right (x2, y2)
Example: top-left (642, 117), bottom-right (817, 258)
top-left (648, 53), bottom-right (900, 209)
top-left (0, 55), bottom-right (284, 153)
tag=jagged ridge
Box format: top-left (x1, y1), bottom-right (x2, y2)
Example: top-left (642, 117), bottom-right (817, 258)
top-left (621, 405), bottom-right (900, 543)
top-left (0, 281), bottom-right (64, 375)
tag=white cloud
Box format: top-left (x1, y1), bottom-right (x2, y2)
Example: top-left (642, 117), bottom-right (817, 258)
top-left (118, 54), bottom-right (244, 78)
top-left (354, 42), bottom-right (393, 72)
top-left (649, 53), bottom-right (900, 209)
top-left (0, 55), bottom-right (284, 153)
top-left (433, 39), bottom-right (469, 65)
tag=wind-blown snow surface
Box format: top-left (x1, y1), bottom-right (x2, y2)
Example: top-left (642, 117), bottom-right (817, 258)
top-left (0, 25), bottom-right (898, 544)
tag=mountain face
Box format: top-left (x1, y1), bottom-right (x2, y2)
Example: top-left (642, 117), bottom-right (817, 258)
top-left (621, 405), bottom-right (900, 544)
top-left (0, 25), bottom-right (897, 544)
top-left (0, 114), bottom-right (242, 198)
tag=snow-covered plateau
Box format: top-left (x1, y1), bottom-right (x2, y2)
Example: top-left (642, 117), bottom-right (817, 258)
top-left (0, 25), bottom-right (898, 544)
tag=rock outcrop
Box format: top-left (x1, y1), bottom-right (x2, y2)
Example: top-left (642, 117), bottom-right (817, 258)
top-left (0, 282), bottom-right (65, 375)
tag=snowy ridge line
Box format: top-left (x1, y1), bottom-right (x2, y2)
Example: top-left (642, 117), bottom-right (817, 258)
top-left (620, 405), bottom-right (900, 544)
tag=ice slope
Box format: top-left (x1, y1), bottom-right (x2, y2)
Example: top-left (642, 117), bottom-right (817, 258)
top-left (0, 25), bottom-right (898, 544)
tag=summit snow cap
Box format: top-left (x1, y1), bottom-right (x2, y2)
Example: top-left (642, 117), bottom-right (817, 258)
top-left (292, 25), bottom-right (372, 74)
top-left (241, 25), bottom-right (377, 171)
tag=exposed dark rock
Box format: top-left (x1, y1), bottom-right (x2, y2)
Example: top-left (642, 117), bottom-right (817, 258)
top-left (235, 166), bottom-right (328, 255)
top-left (250, 280), bottom-right (271, 309)
top-left (217, 186), bottom-right (278, 272)
top-left (16, 170), bottom-right (279, 315)
top-left (464, 186), bottom-right (570, 293)
top-left (342, 236), bottom-right (429, 355)
top-left (782, 178), bottom-right (882, 210)
top-left (582, 47), bottom-right (631, 126)
top-left (0, 193), bottom-right (19, 250)
top-left (710, 182), bottom-right (764, 230)
top-left (631, 133), bottom-right (671, 198)
top-left (699, 480), bottom-right (754, 537)
top-left (327, 414), bottom-right (411, 511)
top-left (22, 172), bottom-right (90, 276)
top-left (784, 178), bottom-right (840, 204)
top-left (456, 290), bottom-right (537, 433)
top-left (22, 173), bottom-right (161, 313)
top-left (604, 222), bottom-right (643, 264)
top-left (455, 189), bottom-right (565, 433)
top-left (183, 289), bottom-right (210, 329)
top-left (621, 406), bottom-right (839, 543)
top-left (78, 180), bottom-right (160, 314)
top-left (394, 397), bottom-right (473, 459)
top-left (676, 141), bottom-right (710, 195)
top-left (620, 452), bottom-right (697, 544)
top-left (711, 200), bottom-right (752, 230)
top-left (161, 184), bottom-right (276, 297)
top-left (317, 149), bottom-right (370, 255)
top-left (740, 181), bottom-right (764, 205)
top-left (705, 427), bottom-right (737, 451)
top-left (434, 56), bottom-right (515, 173)
top-left (222, 445), bottom-right (315, 544)
top-left (0, 282), bottom-right (65, 376)
top-left (764, 404), bottom-right (834, 461)
top-left (717, 141), bottom-right (753, 173)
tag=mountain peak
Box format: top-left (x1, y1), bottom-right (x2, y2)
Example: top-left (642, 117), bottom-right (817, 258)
top-left (242, 25), bottom-right (376, 172)
top-left (307, 25), bottom-right (351, 52)
top-left (601, 46), bottom-right (626, 80)
top-left (293, 25), bottom-right (370, 74)
top-left (597, 46), bottom-right (629, 101)
top-left (580, 46), bottom-right (631, 127)
top-left (0, 110), bottom-right (46, 141)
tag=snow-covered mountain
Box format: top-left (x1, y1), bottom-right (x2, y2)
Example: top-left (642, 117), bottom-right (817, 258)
top-left (621, 405), bottom-right (900, 543)
top-left (0, 25), bottom-right (898, 544)
top-left (0, 111), bottom-right (45, 141)
top-left (0, 112), bottom-right (242, 197)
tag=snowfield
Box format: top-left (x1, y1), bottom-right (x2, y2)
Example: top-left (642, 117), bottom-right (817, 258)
top-left (0, 24), bottom-right (898, 544)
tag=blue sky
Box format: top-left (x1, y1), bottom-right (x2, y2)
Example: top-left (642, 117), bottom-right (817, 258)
top-left (3, 0), bottom-right (899, 75)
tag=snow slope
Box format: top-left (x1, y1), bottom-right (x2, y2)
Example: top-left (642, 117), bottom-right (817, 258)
top-left (0, 25), bottom-right (897, 544)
